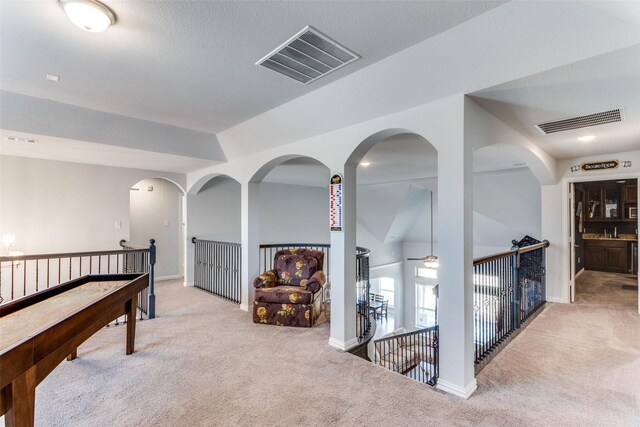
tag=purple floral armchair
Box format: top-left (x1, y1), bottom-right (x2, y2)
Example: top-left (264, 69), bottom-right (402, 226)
top-left (253, 248), bottom-right (326, 327)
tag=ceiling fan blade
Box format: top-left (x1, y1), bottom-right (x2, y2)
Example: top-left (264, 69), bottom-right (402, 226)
top-left (406, 257), bottom-right (427, 261)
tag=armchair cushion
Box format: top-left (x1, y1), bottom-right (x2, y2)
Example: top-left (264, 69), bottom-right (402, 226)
top-left (255, 286), bottom-right (314, 304)
top-left (274, 252), bottom-right (319, 286)
top-left (253, 269), bottom-right (278, 288)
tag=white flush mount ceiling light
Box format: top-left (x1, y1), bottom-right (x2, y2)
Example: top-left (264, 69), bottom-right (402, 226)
top-left (577, 135), bottom-right (596, 142)
top-left (61, 0), bottom-right (116, 33)
top-left (360, 161), bottom-right (371, 167)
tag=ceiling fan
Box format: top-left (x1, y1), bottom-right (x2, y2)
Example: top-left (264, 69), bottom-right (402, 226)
top-left (407, 190), bottom-right (439, 269)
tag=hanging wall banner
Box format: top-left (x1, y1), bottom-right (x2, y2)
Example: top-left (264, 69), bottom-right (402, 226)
top-left (330, 174), bottom-right (343, 232)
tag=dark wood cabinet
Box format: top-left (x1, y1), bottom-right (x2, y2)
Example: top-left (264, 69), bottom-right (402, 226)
top-left (584, 239), bottom-right (628, 273)
top-left (585, 183), bottom-right (620, 221)
top-left (624, 184), bottom-right (637, 203)
top-left (623, 184), bottom-right (637, 221)
top-left (584, 182), bottom-right (637, 222)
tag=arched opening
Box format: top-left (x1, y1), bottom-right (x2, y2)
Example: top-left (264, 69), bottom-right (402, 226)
top-left (129, 178), bottom-right (185, 280)
top-left (189, 175), bottom-right (241, 243)
top-left (184, 174), bottom-right (242, 299)
top-left (256, 157), bottom-right (330, 245)
top-left (346, 130), bottom-right (438, 337)
top-left (245, 155), bottom-right (331, 325)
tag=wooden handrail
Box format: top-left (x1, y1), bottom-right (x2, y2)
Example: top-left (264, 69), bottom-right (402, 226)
top-left (356, 246), bottom-right (370, 257)
top-left (192, 237), bottom-right (241, 246)
top-left (473, 250), bottom-right (516, 265)
top-left (516, 240), bottom-right (550, 254)
top-left (258, 242), bottom-right (330, 249)
top-left (473, 240), bottom-right (549, 266)
top-left (0, 247), bottom-right (148, 263)
top-left (373, 325), bottom-right (438, 344)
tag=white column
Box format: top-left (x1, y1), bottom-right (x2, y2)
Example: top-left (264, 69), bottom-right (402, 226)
top-left (436, 99), bottom-right (476, 398)
top-left (184, 194), bottom-right (194, 286)
top-left (329, 165), bottom-right (358, 350)
top-left (240, 181), bottom-right (260, 312)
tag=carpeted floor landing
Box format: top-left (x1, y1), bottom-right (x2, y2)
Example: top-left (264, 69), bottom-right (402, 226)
top-left (15, 275), bottom-right (640, 426)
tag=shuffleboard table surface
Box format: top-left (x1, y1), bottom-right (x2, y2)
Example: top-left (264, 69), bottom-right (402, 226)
top-left (0, 280), bottom-right (128, 353)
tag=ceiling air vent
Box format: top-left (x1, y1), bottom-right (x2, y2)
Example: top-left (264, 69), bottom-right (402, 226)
top-left (6, 136), bottom-right (37, 143)
top-left (256, 26), bottom-right (360, 84)
top-left (535, 108), bottom-right (623, 135)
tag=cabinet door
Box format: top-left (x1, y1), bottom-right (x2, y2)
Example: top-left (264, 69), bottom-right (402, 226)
top-left (625, 184), bottom-right (637, 203)
top-left (603, 186), bottom-right (620, 219)
top-left (585, 246), bottom-right (605, 269)
top-left (606, 246), bottom-right (627, 272)
top-left (586, 188), bottom-right (602, 220)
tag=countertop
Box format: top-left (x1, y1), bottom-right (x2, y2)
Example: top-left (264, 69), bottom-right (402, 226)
top-left (582, 233), bottom-right (638, 242)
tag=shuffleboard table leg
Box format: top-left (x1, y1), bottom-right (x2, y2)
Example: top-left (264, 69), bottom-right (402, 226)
top-left (67, 348), bottom-right (78, 361)
top-left (126, 294), bottom-right (137, 355)
top-left (1, 366), bottom-right (36, 427)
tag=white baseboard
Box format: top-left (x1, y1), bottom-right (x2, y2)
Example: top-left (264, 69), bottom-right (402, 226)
top-left (183, 281), bottom-right (194, 287)
top-left (328, 337), bottom-right (359, 351)
top-left (156, 275), bottom-right (183, 282)
top-left (575, 268), bottom-right (585, 278)
top-left (436, 378), bottom-right (478, 399)
top-left (240, 303), bottom-right (250, 312)
top-left (546, 296), bottom-right (567, 303)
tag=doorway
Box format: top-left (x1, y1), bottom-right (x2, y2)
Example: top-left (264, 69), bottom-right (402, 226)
top-left (130, 178), bottom-right (185, 279)
top-left (570, 178), bottom-right (638, 310)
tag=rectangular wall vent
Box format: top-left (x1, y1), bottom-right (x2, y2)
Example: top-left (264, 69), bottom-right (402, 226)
top-left (535, 108), bottom-right (623, 134)
top-left (256, 26), bottom-right (360, 85)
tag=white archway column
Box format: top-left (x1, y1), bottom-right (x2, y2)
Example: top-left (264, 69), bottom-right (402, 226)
top-left (329, 164), bottom-right (358, 350)
top-left (240, 181), bottom-right (260, 312)
top-left (436, 98), bottom-right (476, 398)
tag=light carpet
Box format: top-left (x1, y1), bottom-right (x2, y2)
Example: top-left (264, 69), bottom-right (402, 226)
top-left (18, 275), bottom-right (640, 426)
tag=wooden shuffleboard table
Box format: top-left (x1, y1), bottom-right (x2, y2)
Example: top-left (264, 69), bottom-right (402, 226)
top-left (0, 273), bottom-right (149, 427)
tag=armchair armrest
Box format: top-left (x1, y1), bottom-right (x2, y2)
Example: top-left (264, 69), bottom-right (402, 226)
top-left (253, 270), bottom-right (278, 288)
top-left (301, 270), bottom-right (326, 293)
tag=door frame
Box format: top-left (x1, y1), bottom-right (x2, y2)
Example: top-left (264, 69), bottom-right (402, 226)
top-left (569, 182), bottom-right (576, 302)
top-left (564, 173), bottom-right (639, 313)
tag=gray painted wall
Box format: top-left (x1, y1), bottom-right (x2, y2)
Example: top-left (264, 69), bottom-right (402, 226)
top-left (259, 183), bottom-right (330, 245)
top-left (0, 155), bottom-right (184, 256)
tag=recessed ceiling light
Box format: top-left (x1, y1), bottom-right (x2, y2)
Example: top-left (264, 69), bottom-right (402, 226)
top-left (360, 161), bottom-right (371, 167)
top-left (577, 135), bottom-right (596, 142)
top-left (46, 74), bottom-right (60, 82)
top-left (61, 0), bottom-right (116, 33)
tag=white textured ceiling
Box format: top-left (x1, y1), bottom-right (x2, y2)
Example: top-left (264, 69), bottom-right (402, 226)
top-left (1, 1), bottom-right (638, 175)
top-left (0, 0), bottom-right (502, 134)
top-left (471, 44), bottom-right (640, 159)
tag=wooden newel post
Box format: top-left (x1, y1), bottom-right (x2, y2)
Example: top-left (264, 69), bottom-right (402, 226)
top-left (148, 239), bottom-right (156, 319)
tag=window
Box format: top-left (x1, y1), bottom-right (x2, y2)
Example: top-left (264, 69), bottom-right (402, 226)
top-left (370, 277), bottom-right (395, 307)
top-left (416, 267), bottom-right (437, 279)
top-left (415, 283), bottom-right (437, 327)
